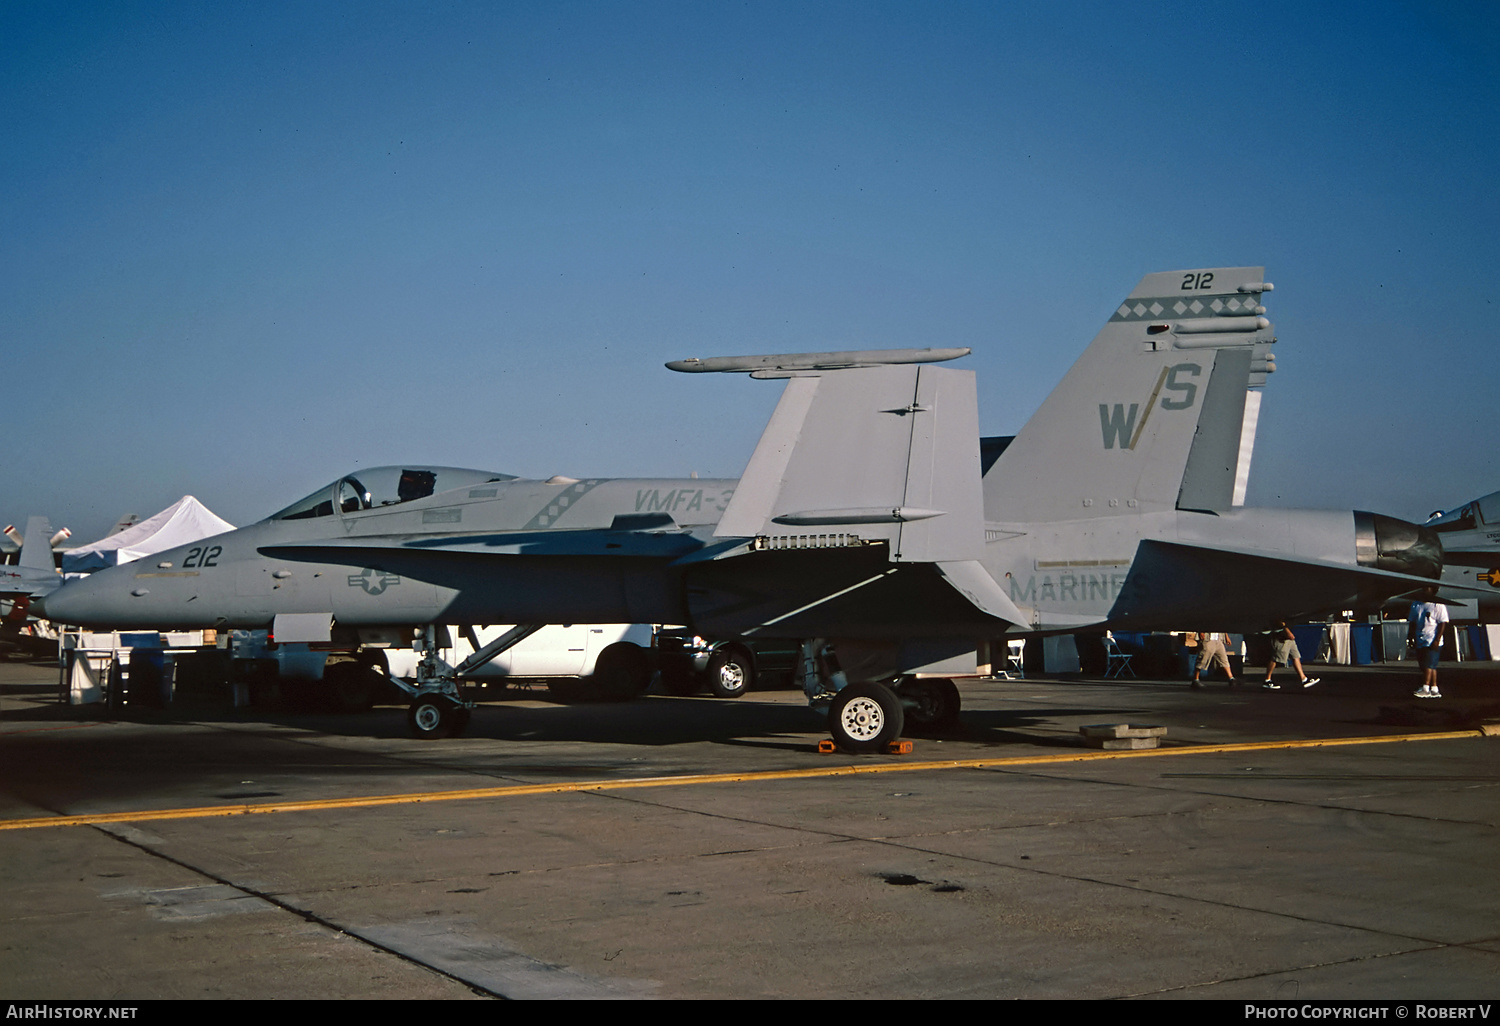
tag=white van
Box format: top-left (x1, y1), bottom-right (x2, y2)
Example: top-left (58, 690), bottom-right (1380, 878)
top-left (230, 623), bottom-right (655, 710)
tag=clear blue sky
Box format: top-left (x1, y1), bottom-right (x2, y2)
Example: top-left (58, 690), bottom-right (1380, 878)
top-left (3, 0), bottom-right (1496, 542)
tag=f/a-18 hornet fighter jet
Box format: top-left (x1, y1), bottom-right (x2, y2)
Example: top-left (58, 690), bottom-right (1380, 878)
top-left (1424, 490), bottom-right (1500, 622)
top-left (0, 517), bottom-right (64, 601)
top-left (41, 267), bottom-right (1445, 749)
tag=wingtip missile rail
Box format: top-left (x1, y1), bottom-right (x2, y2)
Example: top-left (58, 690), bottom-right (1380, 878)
top-left (665, 347), bottom-right (971, 377)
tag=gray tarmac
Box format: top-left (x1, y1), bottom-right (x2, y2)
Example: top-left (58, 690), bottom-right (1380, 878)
top-left (1, 657), bottom-right (1498, 1000)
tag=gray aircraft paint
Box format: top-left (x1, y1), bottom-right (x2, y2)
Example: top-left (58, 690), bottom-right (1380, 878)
top-left (0, 516), bottom-right (63, 598)
top-left (40, 268), bottom-right (1446, 669)
top-left (1426, 490), bottom-right (1500, 621)
top-left (984, 267), bottom-right (1273, 525)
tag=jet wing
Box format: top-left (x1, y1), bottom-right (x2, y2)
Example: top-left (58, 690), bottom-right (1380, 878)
top-left (0, 565), bottom-right (61, 599)
top-left (1108, 539), bottom-right (1461, 630)
top-left (1440, 551), bottom-right (1500, 568)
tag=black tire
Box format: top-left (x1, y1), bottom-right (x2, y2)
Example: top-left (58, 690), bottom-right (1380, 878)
top-left (587, 643), bottom-right (652, 702)
top-left (546, 678), bottom-right (588, 703)
top-left (659, 661), bottom-right (701, 696)
top-left (705, 646), bottom-right (754, 699)
top-left (827, 682), bottom-right (905, 753)
top-left (324, 658), bottom-right (376, 714)
top-left (901, 677), bottom-right (961, 728)
top-left (280, 677), bottom-right (323, 712)
top-left (237, 660), bottom-right (277, 709)
top-left (407, 698), bottom-right (459, 739)
top-left (356, 649), bottom-right (404, 704)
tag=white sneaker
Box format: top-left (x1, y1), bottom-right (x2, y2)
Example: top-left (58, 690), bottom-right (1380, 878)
top-left (1301, 677), bottom-right (1319, 688)
top-left (1413, 687), bottom-right (1438, 698)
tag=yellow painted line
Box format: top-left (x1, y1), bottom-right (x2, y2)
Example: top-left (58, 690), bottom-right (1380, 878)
top-left (0, 729), bottom-right (1486, 832)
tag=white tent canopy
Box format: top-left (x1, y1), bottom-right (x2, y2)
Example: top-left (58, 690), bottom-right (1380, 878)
top-left (63, 496), bottom-right (234, 574)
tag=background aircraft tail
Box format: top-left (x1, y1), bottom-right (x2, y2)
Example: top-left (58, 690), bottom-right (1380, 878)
top-left (984, 267), bottom-right (1276, 523)
top-left (18, 516), bottom-right (56, 571)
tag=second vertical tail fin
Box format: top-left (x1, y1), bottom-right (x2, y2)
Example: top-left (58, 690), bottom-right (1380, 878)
top-left (983, 267), bottom-right (1277, 523)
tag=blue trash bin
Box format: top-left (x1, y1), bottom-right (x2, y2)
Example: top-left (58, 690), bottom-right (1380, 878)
top-left (1468, 625), bottom-right (1491, 661)
top-left (1350, 624), bottom-right (1374, 665)
top-left (1291, 625), bottom-right (1325, 663)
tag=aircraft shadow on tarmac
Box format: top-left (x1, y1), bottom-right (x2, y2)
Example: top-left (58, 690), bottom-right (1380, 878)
top-left (3, 685), bottom-right (1145, 752)
top-left (0, 696), bottom-right (1162, 817)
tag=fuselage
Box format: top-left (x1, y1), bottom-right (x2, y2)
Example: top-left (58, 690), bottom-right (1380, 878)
top-left (1426, 490), bottom-right (1500, 621)
top-left (41, 479), bottom-right (1442, 637)
top-left (42, 469), bottom-right (737, 630)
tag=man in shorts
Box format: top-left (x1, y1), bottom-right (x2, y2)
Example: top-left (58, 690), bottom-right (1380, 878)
top-left (1190, 632), bottom-right (1236, 688)
top-left (1408, 588), bottom-right (1450, 698)
top-left (1263, 622), bottom-right (1319, 689)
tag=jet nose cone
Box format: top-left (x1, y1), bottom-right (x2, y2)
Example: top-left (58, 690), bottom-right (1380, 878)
top-left (31, 579), bottom-right (84, 624)
top-left (29, 573), bottom-right (107, 627)
top-left (1355, 511), bottom-right (1443, 579)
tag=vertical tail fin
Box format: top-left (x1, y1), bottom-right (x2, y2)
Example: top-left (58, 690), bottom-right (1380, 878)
top-left (984, 267), bottom-right (1276, 523)
top-left (18, 516), bottom-right (55, 572)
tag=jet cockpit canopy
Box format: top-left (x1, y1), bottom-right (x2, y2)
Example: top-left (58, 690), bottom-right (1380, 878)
top-left (268, 466), bottom-right (517, 522)
top-left (1426, 490), bottom-right (1500, 533)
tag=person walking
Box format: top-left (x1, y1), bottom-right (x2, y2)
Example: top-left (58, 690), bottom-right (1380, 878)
top-left (1191, 632), bottom-right (1236, 688)
top-left (1408, 588), bottom-right (1450, 699)
top-left (1263, 622), bottom-right (1319, 689)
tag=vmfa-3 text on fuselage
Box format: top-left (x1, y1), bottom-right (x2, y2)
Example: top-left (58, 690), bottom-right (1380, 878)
top-left (41, 268), bottom-right (1445, 749)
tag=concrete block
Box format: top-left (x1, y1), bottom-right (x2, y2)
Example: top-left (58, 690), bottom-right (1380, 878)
top-left (1100, 736), bottom-right (1160, 750)
top-left (1079, 723), bottom-right (1167, 740)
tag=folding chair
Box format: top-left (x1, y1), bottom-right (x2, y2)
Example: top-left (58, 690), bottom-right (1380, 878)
top-left (1104, 632), bottom-right (1135, 678)
top-left (1006, 639), bottom-right (1026, 679)
top-left (990, 638), bottom-right (1026, 679)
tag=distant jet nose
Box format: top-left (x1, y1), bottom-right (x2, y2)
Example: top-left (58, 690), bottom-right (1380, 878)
top-left (1355, 511), bottom-right (1443, 580)
top-left (29, 579), bottom-right (76, 624)
top-left (29, 570), bottom-right (117, 628)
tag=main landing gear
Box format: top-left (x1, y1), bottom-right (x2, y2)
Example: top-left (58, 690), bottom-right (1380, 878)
top-left (406, 695), bottom-right (471, 739)
top-left (395, 624), bottom-right (544, 739)
top-left (827, 682), bottom-right (904, 753)
top-left (897, 676), bottom-right (961, 730)
top-left (799, 640), bottom-right (963, 753)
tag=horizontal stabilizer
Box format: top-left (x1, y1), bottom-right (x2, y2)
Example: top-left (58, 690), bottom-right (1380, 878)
top-left (936, 560), bottom-right (1028, 627)
top-left (1109, 539), bottom-right (1447, 630)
